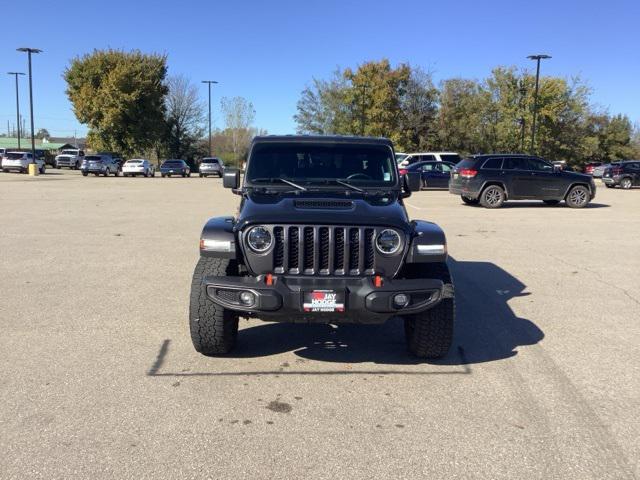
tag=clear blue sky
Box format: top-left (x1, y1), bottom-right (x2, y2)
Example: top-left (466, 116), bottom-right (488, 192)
top-left (1, 0), bottom-right (638, 138)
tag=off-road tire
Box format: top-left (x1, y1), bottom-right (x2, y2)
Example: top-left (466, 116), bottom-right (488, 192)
top-left (620, 178), bottom-right (632, 190)
top-left (479, 185), bottom-right (505, 208)
top-left (189, 257), bottom-right (240, 355)
top-left (565, 185), bottom-right (590, 208)
top-left (461, 195), bottom-right (479, 205)
top-left (543, 199), bottom-right (560, 206)
top-left (401, 262), bottom-right (454, 359)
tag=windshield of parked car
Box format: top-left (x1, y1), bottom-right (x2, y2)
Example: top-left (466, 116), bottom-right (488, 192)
top-left (61, 150), bottom-right (79, 155)
top-left (6, 152), bottom-right (26, 160)
top-left (246, 143), bottom-right (396, 187)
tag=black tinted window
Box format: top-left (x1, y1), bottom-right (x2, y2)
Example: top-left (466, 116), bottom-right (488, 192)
top-left (440, 154), bottom-right (461, 163)
top-left (456, 159), bottom-right (476, 170)
top-left (247, 143), bottom-right (395, 185)
top-left (418, 155), bottom-right (436, 162)
top-left (481, 158), bottom-right (503, 169)
top-left (503, 157), bottom-right (527, 170)
top-left (525, 158), bottom-right (552, 171)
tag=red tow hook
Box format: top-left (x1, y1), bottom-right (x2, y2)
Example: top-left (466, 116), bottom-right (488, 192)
top-left (265, 273), bottom-right (274, 286)
top-left (374, 275), bottom-right (383, 288)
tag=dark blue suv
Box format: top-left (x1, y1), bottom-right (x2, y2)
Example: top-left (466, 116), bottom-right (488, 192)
top-left (449, 154), bottom-right (596, 208)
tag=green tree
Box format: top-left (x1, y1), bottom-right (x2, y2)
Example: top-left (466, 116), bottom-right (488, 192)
top-left (64, 49), bottom-right (168, 157)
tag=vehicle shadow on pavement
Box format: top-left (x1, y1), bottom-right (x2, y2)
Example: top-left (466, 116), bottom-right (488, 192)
top-left (147, 258), bottom-right (543, 374)
top-left (224, 257), bottom-right (543, 366)
top-left (465, 201), bottom-right (609, 209)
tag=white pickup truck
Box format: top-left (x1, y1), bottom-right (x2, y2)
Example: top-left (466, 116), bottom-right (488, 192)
top-left (55, 149), bottom-right (85, 169)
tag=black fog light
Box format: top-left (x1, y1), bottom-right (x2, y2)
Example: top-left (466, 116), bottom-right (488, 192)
top-left (240, 291), bottom-right (256, 306)
top-left (393, 293), bottom-right (410, 308)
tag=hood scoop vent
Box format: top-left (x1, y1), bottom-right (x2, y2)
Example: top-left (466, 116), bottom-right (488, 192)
top-left (294, 199), bottom-right (354, 210)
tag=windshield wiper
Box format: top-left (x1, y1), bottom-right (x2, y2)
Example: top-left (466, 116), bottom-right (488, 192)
top-left (250, 177), bottom-right (307, 191)
top-left (306, 179), bottom-right (365, 193)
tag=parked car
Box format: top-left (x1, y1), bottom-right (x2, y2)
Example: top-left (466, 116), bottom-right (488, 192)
top-left (199, 157), bottom-right (224, 177)
top-left (160, 159), bottom-right (191, 177)
top-left (55, 149), bottom-right (85, 169)
top-left (1, 151), bottom-right (46, 174)
top-left (122, 159), bottom-right (155, 177)
top-left (449, 154), bottom-right (596, 208)
top-left (189, 135), bottom-right (453, 359)
top-left (602, 161), bottom-right (640, 189)
top-left (80, 154), bottom-right (121, 176)
top-left (582, 162), bottom-right (602, 175)
top-left (591, 164), bottom-right (609, 178)
top-left (400, 161), bottom-right (455, 188)
top-left (398, 152), bottom-right (461, 168)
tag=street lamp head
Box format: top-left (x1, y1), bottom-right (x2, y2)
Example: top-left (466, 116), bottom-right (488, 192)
top-left (202, 80), bottom-right (219, 84)
top-left (7, 72), bottom-right (26, 76)
top-left (527, 54), bottom-right (551, 60)
top-left (17, 47), bottom-right (43, 54)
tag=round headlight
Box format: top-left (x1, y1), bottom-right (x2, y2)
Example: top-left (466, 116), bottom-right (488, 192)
top-left (246, 226), bottom-right (272, 252)
top-left (376, 229), bottom-right (401, 255)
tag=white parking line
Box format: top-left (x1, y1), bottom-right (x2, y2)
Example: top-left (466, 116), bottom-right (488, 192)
top-left (405, 202), bottom-right (425, 210)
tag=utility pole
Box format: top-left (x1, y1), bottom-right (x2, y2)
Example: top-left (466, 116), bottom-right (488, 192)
top-left (7, 72), bottom-right (25, 149)
top-left (201, 80), bottom-right (218, 156)
top-left (527, 54), bottom-right (551, 153)
top-left (17, 47), bottom-right (42, 170)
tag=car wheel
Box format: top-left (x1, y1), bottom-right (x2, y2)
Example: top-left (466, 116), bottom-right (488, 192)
top-left (199, 173), bottom-right (203, 178)
top-left (152, 170), bottom-right (155, 177)
top-left (605, 184), bottom-right (615, 188)
top-left (39, 165), bottom-right (45, 174)
top-left (543, 200), bottom-right (560, 206)
top-left (460, 195), bottom-right (479, 205)
top-left (565, 185), bottom-right (590, 208)
top-left (82, 172), bottom-right (88, 176)
top-left (115, 169), bottom-right (121, 177)
top-left (620, 178), bottom-right (632, 190)
top-left (401, 262), bottom-right (454, 359)
top-left (102, 169), bottom-right (108, 177)
top-left (161, 173), bottom-right (166, 178)
top-left (189, 257), bottom-right (240, 355)
top-left (479, 185), bottom-right (505, 208)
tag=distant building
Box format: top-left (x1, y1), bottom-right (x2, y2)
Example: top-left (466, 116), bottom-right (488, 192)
top-left (0, 137), bottom-right (76, 153)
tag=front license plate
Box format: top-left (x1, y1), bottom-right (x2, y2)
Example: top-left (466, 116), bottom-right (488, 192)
top-left (303, 290), bottom-right (345, 313)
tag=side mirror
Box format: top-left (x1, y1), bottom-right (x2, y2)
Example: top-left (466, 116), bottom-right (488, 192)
top-left (223, 168), bottom-right (240, 189)
top-left (404, 171), bottom-right (421, 193)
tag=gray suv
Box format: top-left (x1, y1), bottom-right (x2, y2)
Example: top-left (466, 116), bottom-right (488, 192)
top-left (199, 157), bottom-right (224, 177)
top-left (81, 154), bottom-right (121, 177)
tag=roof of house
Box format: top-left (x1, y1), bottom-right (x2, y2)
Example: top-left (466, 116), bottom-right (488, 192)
top-left (0, 138), bottom-right (75, 151)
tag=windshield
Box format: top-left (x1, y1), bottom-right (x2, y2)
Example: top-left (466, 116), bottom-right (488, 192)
top-left (246, 143), bottom-right (396, 187)
top-left (395, 153), bottom-right (408, 164)
top-left (61, 150), bottom-right (79, 155)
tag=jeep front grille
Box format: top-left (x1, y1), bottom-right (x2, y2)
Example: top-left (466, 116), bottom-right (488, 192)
top-left (270, 225), bottom-right (377, 276)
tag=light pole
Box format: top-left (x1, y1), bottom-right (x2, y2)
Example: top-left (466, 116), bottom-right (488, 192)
top-left (201, 80), bottom-right (218, 156)
top-left (17, 47), bottom-right (42, 169)
top-left (7, 72), bottom-right (25, 149)
top-left (360, 83), bottom-right (369, 136)
top-left (518, 81), bottom-right (527, 152)
top-left (527, 54), bottom-right (551, 153)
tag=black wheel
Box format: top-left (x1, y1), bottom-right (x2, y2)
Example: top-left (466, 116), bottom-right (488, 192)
top-left (161, 173), bottom-right (166, 178)
top-left (543, 199), bottom-right (560, 206)
top-left (144, 170), bottom-right (149, 177)
top-left (620, 177), bottom-right (632, 190)
top-left (39, 166), bottom-right (45, 174)
top-left (479, 185), bottom-right (505, 208)
top-left (55, 165), bottom-right (61, 169)
top-left (402, 263), bottom-right (454, 359)
top-left (199, 173), bottom-right (203, 178)
top-left (82, 172), bottom-right (88, 176)
top-left (565, 185), bottom-right (590, 208)
top-left (605, 184), bottom-right (615, 188)
top-left (102, 169), bottom-right (108, 177)
top-left (94, 173), bottom-right (99, 176)
top-left (460, 195), bottom-right (479, 205)
top-left (189, 257), bottom-right (240, 355)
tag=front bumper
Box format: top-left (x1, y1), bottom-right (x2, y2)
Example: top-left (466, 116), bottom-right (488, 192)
top-left (205, 274), bottom-right (452, 323)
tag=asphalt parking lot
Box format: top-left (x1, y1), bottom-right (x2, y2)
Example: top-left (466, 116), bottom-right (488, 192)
top-left (1, 170), bottom-right (639, 479)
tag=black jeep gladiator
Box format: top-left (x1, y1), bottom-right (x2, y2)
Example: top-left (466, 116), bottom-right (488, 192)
top-left (189, 135), bottom-right (455, 358)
